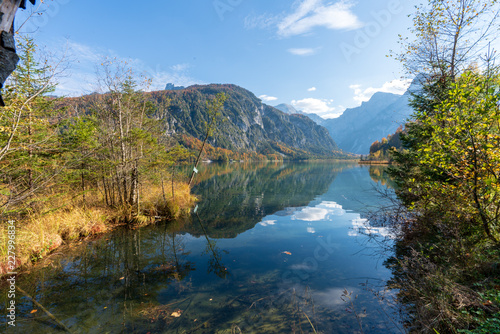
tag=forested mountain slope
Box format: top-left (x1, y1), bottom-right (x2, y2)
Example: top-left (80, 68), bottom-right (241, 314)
top-left (148, 84), bottom-right (343, 159)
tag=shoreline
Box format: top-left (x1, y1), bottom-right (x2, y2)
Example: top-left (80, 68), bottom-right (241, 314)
top-left (358, 160), bottom-right (391, 165)
top-left (0, 182), bottom-right (196, 278)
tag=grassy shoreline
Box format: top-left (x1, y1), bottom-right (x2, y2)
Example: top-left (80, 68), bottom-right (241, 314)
top-left (0, 180), bottom-right (197, 277)
top-left (358, 160), bottom-right (391, 165)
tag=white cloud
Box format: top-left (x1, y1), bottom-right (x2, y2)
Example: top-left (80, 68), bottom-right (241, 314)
top-left (278, 0), bottom-right (363, 37)
top-left (291, 98), bottom-right (343, 118)
top-left (145, 70), bottom-right (200, 92)
top-left (260, 220), bottom-right (277, 226)
top-left (307, 87), bottom-right (317, 92)
top-left (51, 40), bottom-right (201, 97)
top-left (171, 63), bottom-right (191, 72)
top-left (292, 98), bottom-right (331, 113)
top-left (291, 201), bottom-right (345, 222)
top-left (307, 226), bottom-right (316, 234)
top-left (293, 207), bottom-right (330, 221)
top-left (66, 41), bottom-right (102, 63)
top-left (288, 48), bottom-right (318, 56)
top-left (350, 217), bottom-right (395, 239)
top-left (259, 94), bottom-right (278, 102)
top-left (324, 105), bottom-right (346, 118)
top-left (350, 79), bottom-right (412, 104)
top-left (244, 12), bottom-right (279, 30)
top-left (313, 287), bottom-right (356, 308)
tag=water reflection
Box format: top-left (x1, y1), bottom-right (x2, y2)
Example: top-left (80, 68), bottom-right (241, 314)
top-left (0, 220), bottom-right (201, 333)
top-left (259, 220), bottom-right (276, 227)
top-left (184, 161), bottom-right (355, 238)
top-left (288, 198), bottom-right (395, 239)
top-left (193, 210), bottom-right (229, 279)
top-left (350, 217), bottom-right (395, 239)
top-left (291, 201), bottom-right (346, 221)
top-left (369, 165), bottom-right (396, 189)
top-left (0, 162), bottom-right (402, 334)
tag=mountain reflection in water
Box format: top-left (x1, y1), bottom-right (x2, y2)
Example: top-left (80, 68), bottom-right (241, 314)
top-left (0, 162), bottom-right (404, 334)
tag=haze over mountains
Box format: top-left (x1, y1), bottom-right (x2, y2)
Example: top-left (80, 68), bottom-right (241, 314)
top-left (274, 104), bottom-right (325, 126)
top-left (322, 91), bottom-right (413, 155)
top-left (162, 78), bottom-right (418, 156)
top-left (274, 78), bottom-right (420, 155)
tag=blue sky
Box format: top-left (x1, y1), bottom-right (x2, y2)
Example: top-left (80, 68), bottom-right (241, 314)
top-left (15, 0), bottom-right (419, 118)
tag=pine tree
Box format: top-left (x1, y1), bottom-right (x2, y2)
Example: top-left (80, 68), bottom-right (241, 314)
top-left (0, 36), bottom-right (62, 212)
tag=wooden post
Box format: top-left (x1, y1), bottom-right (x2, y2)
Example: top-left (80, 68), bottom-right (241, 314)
top-left (0, 1), bottom-right (23, 32)
top-left (0, 1), bottom-right (36, 105)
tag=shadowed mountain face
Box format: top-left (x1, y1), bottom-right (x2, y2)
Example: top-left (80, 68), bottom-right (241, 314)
top-left (322, 79), bottom-right (420, 155)
top-left (147, 84), bottom-right (341, 159)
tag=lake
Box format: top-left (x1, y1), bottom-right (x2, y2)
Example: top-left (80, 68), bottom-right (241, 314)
top-left (1, 162), bottom-right (404, 334)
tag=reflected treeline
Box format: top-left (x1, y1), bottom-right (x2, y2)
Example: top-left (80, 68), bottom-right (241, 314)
top-left (368, 165), bottom-right (396, 189)
top-left (185, 161), bottom-right (356, 238)
top-left (312, 165), bottom-right (396, 216)
top-left (0, 223), bottom-right (195, 333)
top-left (193, 210), bottom-right (229, 279)
top-left (0, 162), bottom-right (400, 333)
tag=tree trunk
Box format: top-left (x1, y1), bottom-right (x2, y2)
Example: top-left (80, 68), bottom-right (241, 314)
top-left (188, 132), bottom-right (209, 186)
top-left (28, 111), bottom-right (33, 192)
top-left (102, 175), bottom-right (109, 206)
top-left (115, 169), bottom-right (123, 206)
top-left (128, 160), bottom-right (138, 207)
top-left (171, 164), bottom-right (175, 199)
top-left (81, 163), bottom-right (85, 205)
top-left (0, 1), bottom-right (22, 32)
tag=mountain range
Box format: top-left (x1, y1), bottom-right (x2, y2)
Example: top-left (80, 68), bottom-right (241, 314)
top-left (148, 84), bottom-right (344, 159)
top-left (274, 103), bottom-right (325, 126)
top-left (156, 80), bottom-right (420, 157)
top-left (165, 83), bottom-right (185, 90)
top-left (66, 80), bottom-right (420, 158)
top-left (321, 80), bottom-right (419, 155)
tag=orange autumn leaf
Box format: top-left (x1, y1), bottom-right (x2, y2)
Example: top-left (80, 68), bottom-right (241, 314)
top-left (282, 251), bottom-right (292, 255)
top-left (30, 309), bottom-right (38, 314)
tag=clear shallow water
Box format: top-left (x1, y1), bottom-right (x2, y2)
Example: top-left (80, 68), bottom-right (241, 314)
top-left (1, 162), bottom-right (403, 333)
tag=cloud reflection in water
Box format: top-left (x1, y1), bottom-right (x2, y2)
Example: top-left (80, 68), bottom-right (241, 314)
top-left (350, 217), bottom-right (395, 238)
top-left (291, 201), bottom-right (345, 222)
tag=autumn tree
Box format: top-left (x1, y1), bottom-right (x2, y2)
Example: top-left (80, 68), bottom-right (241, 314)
top-left (407, 69), bottom-right (500, 241)
top-left (59, 115), bottom-right (99, 205)
top-left (391, 0), bottom-right (500, 202)
top-left (387, 1), bottom-right (500, 331)
top-left (188, 92), bottom-right (227, 186)
top-left (91, 60), bottom-right (160, 212)
top-left (165, 144), bottom-right (192, 199)
top-left (394, 0), bottom-right (499, 80)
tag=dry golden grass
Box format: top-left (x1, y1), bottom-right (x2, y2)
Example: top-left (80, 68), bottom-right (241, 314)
top-left (141, 181), bottom-right (196, 220)
top-left (0, 179), bottom-right (196, 275)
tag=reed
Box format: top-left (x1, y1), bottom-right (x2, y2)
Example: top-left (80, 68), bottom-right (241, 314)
top-left (0, 179), bottom-right (197, 276)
